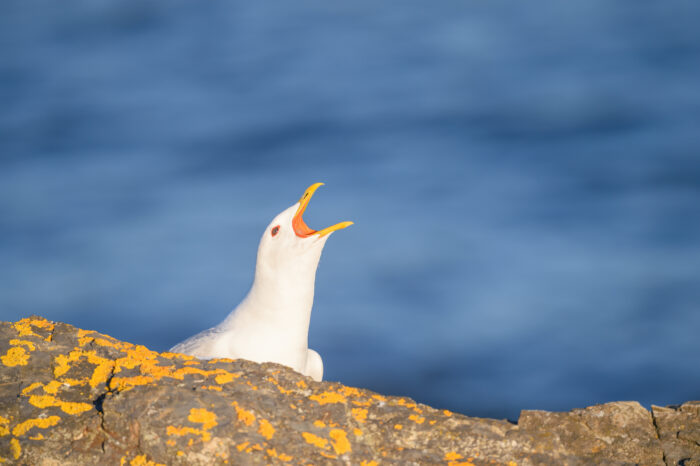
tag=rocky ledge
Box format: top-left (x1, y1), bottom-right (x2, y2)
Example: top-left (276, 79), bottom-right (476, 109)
top-left (0, 317), bottom-right (698, 465)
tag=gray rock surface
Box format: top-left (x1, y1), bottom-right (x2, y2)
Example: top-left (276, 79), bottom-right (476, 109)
top-left (0, 316), bottom-right (697, 465)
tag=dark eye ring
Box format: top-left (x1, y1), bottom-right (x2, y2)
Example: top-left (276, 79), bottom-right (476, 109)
top-left (271, 225), bottom-right (280, 237)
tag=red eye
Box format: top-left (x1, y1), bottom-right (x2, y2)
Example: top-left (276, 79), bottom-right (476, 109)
top-left (271, 225), bottom-right (280, 237)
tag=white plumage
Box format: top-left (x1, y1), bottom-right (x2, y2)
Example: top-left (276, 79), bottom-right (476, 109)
top-left (170, 183), bottom-right (352, 381)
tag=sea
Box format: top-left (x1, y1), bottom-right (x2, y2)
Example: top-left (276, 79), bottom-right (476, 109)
top-left (1, 1), bottom-right (699, 420)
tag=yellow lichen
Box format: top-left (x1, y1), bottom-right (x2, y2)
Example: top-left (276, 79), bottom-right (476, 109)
top-left (21, 382), bottom-right (43, 395)
top-left (329, 429), bottom-right (351, 455)
top-left (409, 414), bottom-right (425, 424)
top-left (302, 432), bottom-right (329, 449)
top-left (10, 438), bottom-right (20, 460)
top-left (258, 419), bottom-right (275, 439)
top-left (43, 380), bottom-right (62, 395)
top-left (309, 391), bottom-right (347, 405)
top-left (12, 416), bottom-right (61, 437)
top-left (313, 420), bottom-right (326, 428)
top-left (443, 409), bottom-right (452, 417)
top-left (296, 380), bottom-right (307, 389)
top-left (9, 339), bottom-right (36, 350)
top-left (445, 452), bottom-right (463, 461)
top-left (394, 424), bottom-right (403, 430)
top-left (13, 319), bottom-right (39, 337)
top-left (188, 408), bottom-right (217, 430)
top-left (1, 347), bottom-right (29, 366)
top-left (0, 416), bottom-right (10, 437)
top-left (360, 461), bottom-right (379, 466)
top-left (353, 428), bottom-right (363, 437)
top-left (351, 408), bottom-right (368, 423)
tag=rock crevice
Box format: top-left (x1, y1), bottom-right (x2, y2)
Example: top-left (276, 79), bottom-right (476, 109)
top-left (0, 316), bottom-right (698, 465)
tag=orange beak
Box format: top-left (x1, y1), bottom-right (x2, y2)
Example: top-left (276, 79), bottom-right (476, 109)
top-left (292, 183), bottom-right (353, 238)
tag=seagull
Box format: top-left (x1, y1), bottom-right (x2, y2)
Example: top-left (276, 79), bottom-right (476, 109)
top-left (169, 183), bottom-right (352, 381)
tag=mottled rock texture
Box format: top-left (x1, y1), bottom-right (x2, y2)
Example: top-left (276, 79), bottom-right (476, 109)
top-left (0, 316), bottom-right (696, 465)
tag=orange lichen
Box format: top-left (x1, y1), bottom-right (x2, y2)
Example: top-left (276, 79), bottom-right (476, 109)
top-left (313, 420), bottom-right (326, 428)
top-left (397, 398), bottom-right (422, 413)
top-left (302, 432), bottom-right (329, 449)
top-left (1, 346), bottom-right (30, 366)
top-left (309, 391), bottom-right (346, 405)
top-left (231, 401), bottom-right (256, 426)
top-left (353, 428), bottom-right (363, 437)
top-left (215, 372), bottom-right (240, 384)
top-left (244, 443), bottom-right (263, 453)
top-left (329, 429), bottom-right (351, 454)
top-left (188, 408), bottom-right (217, 430)
top-left (360, 461), bottom-right (379, 466)
top-left (444, 451), bottom-right (476, 466)
top-left (28, 394), bottom-right (93, 415)
top-left (258, 419), bottom-right (275, 439)
top-left (236, 442), bottom-right (250, 452)
top-left (12, 416), bottom-right (61, 437)
top-left (200, 385), bottom-right (222, 391)
top-left (338, 386), bottom-right (361, 397)
top-left (394, 424), bottom-right (403, 430)
top-left (351, 408), bottom-right (368, 423)
top-left (130, 454), bottom-right (165, 466)
top-left (110, 375), bottom-right (154, 392)
top-left (166, 425), bottom-right (211, 443)
top-left (409, 414), bottom-right (426, 424)
top-left (296, 380), bottom-right (307, 389)
top-left (267, 376), bottom-right (291, 394)
top-left (443, 409), bottom-right (453, 417)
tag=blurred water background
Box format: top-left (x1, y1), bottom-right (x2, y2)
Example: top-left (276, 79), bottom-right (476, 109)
top-left (2, 1), bottom-right (700, 420)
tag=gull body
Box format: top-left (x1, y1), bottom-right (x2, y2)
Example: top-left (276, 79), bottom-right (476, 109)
top-left (169, 183), bottom-right (352, 381)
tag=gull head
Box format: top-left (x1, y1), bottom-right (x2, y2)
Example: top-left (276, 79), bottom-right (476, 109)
top-left (255, 183), bottom-right (353, 275)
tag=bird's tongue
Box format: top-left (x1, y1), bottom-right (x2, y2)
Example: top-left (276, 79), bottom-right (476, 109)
top-left (292, 183), bottom-right (353, 238)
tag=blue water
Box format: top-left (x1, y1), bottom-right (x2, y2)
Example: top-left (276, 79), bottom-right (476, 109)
top-left (2, 1), bottom-right (700, 420)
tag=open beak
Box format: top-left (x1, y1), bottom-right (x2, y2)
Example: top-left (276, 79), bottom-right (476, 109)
top-left (292, 183), bottom-right (353, 238)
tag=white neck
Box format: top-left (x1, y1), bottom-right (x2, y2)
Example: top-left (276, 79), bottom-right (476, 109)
top-left (222, 244), bottom-right (324, 348)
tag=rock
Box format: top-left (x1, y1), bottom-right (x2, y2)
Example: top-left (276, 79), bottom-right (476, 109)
top-left (0, 316), bottom-right (696, 465)
top-left (652, 402), bottom-right (700, 466)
